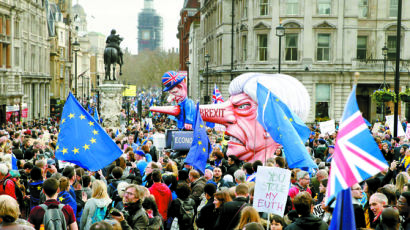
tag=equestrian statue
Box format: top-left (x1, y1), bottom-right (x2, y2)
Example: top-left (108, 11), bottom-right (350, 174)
top-left (104, 29), bottom-right (123, 81)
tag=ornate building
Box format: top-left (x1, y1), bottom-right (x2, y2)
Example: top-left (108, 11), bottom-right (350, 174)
top-left (188, 0), bottom-right (410, 123)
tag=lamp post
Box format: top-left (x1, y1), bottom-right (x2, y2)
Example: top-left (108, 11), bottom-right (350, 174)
top-left (97, 75), bottom-right (100, 115)
top-left (186, 59), bottom-right (191, 98)
top-left (382, 44), bottom-right (388, 121)
top-left (72, 39), bottom-right (80, 98)
top-left (205, 53), bottom-right (210, 103)
top-left (275, 24), bottom-right (285, 73)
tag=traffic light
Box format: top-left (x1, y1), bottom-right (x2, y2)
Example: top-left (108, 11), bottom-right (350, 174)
top-left (376, 106), bottom-right (381, 114)
top-left (386, 106), bottom-right (392, 115)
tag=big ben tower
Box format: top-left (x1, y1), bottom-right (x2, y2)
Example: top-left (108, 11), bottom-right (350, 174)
top-left (138, 0), bottom-right (163, 52)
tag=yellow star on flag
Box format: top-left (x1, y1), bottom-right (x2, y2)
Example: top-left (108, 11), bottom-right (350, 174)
top-left (56, 145), bottom-right (59, 151)
top-left (198, 141), bottom-right (202, 145)
top-left (93, 130), bottom-right (99, 135)
top-left (200, 124), bottom-right (204, 128)
top-left (289, 118), bottom-right (293, 122)
top-left (90, 138), bottom-right (96, 144)
top-left (61, 118), bottom-right (66, 124)
top-left (284, 115), bottom-right (288, 120)
top-left (72, 148), bottom-right (79, 154)
top-left (59, 197), bottom-right (64, 202)
top-left (276, 99), bottom-right (279, 102)
top-left (83, 144), bottom-right (90, 150)
top-left (62, 148), bottom-right (68, 154)
top-left (280, 134), bottom-right (283, 138)
top-left (37, 186), bottom-right (41, 190)
top-left (88, 121), bottom-right (94, 126)
top-left (203, 148), bottom-right (206, 152)
top-left (79, 114), bottom-right (85, 120)
top-left (69, 113), bottom-right (75, 119)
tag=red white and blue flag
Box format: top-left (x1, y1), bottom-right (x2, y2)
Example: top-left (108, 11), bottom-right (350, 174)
top-left (212, 84), bottom-right (224, 104)
top-left (326, 85), bottom-right (389, 203)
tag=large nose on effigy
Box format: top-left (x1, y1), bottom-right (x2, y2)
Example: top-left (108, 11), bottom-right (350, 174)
top-left (199, 102), bottom-right (236, 125)
top-left (149, 106), bottom-right (181, 116)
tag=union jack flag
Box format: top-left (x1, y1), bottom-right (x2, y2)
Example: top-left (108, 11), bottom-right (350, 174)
top-left (326, 85), bottom-right (388, 203)
top-left (212, 84), bottom-right (224, 104)
top-left (163, 71), bottom-right (179, 85)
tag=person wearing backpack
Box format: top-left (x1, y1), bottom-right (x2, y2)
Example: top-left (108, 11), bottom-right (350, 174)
top-left (168, 183), bottom-right (196, 230)
top-left (28, 178), bottom-right (78, 230)
top-left (80, 180), bottom-right (112, 230)
top-left (0, 163), bottom-right (17, 200)
top-left (107, 167), bottom-right (124, 207)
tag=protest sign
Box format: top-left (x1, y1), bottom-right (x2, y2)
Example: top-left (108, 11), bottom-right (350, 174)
top-left (319, 120), bottom-right (336, 135)
top-left (372, 122), bottom-right (381, 134)
top-left (406, 123), bottom-right (410, 139)
top-left (385, 115), bottom-right (405, 137)
top-left (253, 166), bottom-right (291, 217)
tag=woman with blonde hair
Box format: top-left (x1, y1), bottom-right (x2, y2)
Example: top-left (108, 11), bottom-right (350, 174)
top-left (235, 206), bottom-right (261, 230)
top-left (396, 172), bottom-right (408, 195)
top-left (0, 195), bottom-right (34, 229)
top-left (80, 180), bottom-right (112, 230)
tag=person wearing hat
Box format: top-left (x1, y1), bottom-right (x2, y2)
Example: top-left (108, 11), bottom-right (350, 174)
top-left (226, 155), bottom-right (241, 178)
top-left (151, 71), bottom-right (196, 130)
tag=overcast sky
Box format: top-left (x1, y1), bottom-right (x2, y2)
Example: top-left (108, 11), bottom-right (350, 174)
top-left (77, 0), bottom-right (184, 54)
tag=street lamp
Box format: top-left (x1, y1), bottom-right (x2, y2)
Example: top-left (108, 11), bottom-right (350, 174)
top-left (204, 53), bottom-right (210, 103)
top-left (186, 59), bottom-right (191, 98)
top-left (275, 23), bottom-right (285, 73)
top-left (382, 44), bottom-right (388, 120)
top-left (72, 39), bottom-right (80, 98)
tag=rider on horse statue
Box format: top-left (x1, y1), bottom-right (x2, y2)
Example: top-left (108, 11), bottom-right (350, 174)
top-left (106, 29), bottom-right (123, 64)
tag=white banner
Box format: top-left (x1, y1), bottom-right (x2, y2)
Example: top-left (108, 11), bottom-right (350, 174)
top-left (319, 120), bottom-right (336, 135)
top-left (385, 115), bottom-right (405, 137)
top-left (372, 122), bottom-right (382, 134)
top-left (406, 123), bottom-right (410, 140)
top-left (253, 166), bottom-right (291, 217)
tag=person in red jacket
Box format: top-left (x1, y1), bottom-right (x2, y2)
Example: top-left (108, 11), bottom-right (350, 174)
top-left (0, 163), bottom-right (16, 200)
top-left (148, 168), bottom-right (172, 222)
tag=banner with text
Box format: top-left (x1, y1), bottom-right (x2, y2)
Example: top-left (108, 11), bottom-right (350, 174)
top-left (319, 120), bottom-right (336, 135)
top-left (171, 131), bottom-right (193, 151)
top-left (253, 166), bottom-right (291, 216)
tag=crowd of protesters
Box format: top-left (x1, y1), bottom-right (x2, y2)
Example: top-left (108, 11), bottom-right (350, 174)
top-left (0, 114), bottom-right (409, 230)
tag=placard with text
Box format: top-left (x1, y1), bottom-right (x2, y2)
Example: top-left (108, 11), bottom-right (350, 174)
top-left (253, 166), bottom-right (291, 216)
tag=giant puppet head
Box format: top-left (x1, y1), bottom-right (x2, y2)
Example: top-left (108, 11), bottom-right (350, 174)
top-left (151, 73), bottom-right (310, 162)
top-left (162, 71), bottom-right (188, 104)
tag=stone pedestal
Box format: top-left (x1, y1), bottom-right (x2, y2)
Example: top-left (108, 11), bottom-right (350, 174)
top-left (98, 82), bottom-right (124, 129)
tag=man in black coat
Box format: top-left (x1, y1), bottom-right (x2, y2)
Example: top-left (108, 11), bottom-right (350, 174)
top-left (214, 184), bottom-right (249, 230)
top-left (226, 155), bottom-right (240, 177)
top-left (196, 183), bottom-right (217, 230)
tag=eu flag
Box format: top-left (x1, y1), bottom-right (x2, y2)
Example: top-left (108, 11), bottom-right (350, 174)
top-left (55, 92), bottom-right (122, 171)
top-left (256, 82), bottom-right (316, 169)
top-left (329, 188), bottom-right (356, 230)
top-left (93, 107), bottom-right (99, 123)
top-left (185, 103), bottom-right (213, 174)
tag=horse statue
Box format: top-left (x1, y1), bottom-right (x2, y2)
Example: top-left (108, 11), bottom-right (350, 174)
top-left (104, 29), bottom-right (123, 81)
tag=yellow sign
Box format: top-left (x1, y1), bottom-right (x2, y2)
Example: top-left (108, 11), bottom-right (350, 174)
top-left (123, 85), bottom-right (137, 96)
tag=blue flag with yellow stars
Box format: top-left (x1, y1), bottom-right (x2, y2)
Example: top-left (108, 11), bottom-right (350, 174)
top-left (55, 92), bottom-right (122, 171)
top-left (185, 103), bottom-right (212, 174)
top-left (256, 82), bottom-right (316, 170)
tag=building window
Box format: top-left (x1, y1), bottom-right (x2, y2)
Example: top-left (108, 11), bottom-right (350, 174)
top-left (285, 33), bottom-right (298, 61)
top-left (387, 35), bottom-right (397, 60)
top-left (356, 36), bottom-right (367, 59)
top-left (257, 34), bottom-right (268, 61)
top-left (286, 0), bottom-right (299, 15)
top-left (316, 84), bottom-right (330, 119)
top-left (390, 0), bottom-right (398, 17)
top-left (317, 34), bottom-right (330, 61)
top-left (242, 0), bottom-right (248, 19)
top-left (260, 0), bottom-right (269, 16)
top-left (242, 35), bottom-right (247, 61)
top-left (318, 0), bottom-right (331, 15)
top-left (359, 0), bottom-right (368, 18)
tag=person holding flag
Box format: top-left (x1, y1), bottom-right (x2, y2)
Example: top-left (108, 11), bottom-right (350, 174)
top-left (326, 74), bottom-right (389, 230)
top-left (55, 92), bottom-right (122, 171)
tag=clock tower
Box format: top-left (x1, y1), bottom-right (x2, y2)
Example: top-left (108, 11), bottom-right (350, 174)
top-left (137, 0), bottom-right (163, 52)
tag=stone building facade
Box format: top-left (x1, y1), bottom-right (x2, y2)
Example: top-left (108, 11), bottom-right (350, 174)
top-left (188, 0), bottom-right (410, 123)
